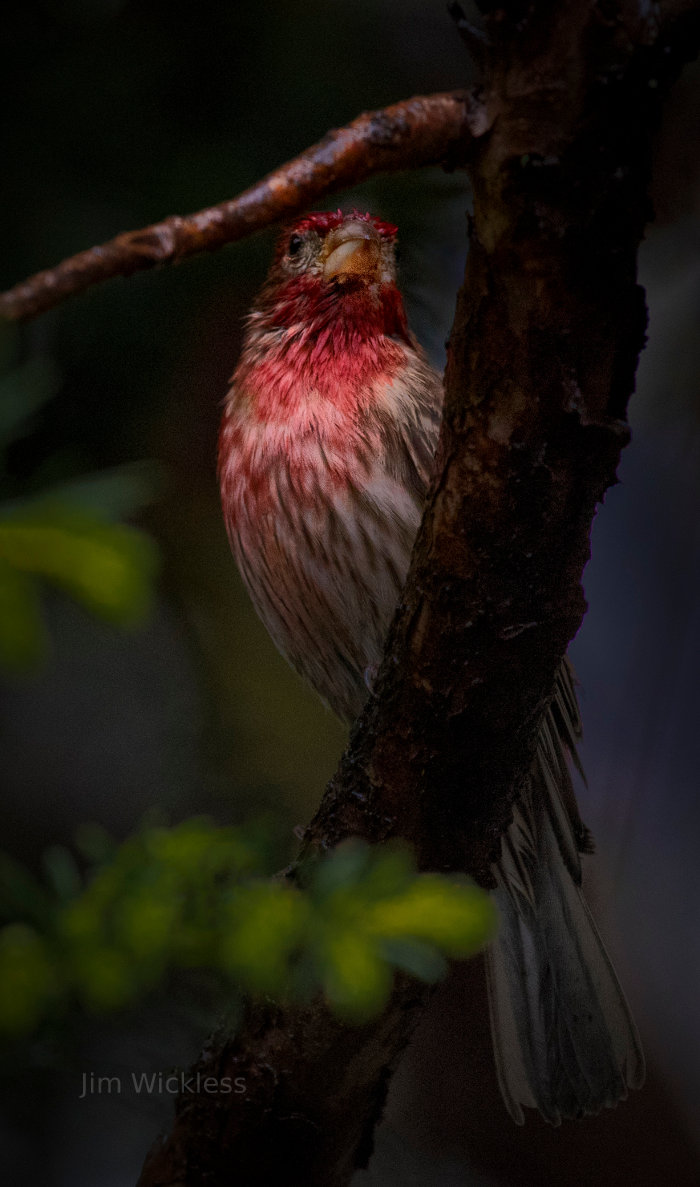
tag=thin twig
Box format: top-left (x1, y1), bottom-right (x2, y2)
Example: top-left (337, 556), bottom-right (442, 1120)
top-left (135, 1), bottom-right (700, 1183)
top-left (0, 91), bottom-right (475, 323)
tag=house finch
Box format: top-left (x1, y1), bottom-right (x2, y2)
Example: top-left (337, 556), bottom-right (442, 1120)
top-left (218, 209), bottom-right (644, 1124)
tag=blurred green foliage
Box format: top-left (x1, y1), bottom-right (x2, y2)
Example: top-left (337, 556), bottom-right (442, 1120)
top-left (0, 329), bottom-right (158, 669)
top-left (0, 2), bottom-right (471, 847)
top-left (0, 152), bottom-right (490, 1057)
top-left (0, 820), bottom-right (495, 1036)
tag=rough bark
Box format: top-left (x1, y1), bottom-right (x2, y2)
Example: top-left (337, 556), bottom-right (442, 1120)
top-left (133, 3), bottom-right (700, 1185)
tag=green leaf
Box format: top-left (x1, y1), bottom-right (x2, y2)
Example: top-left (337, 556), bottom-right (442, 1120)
top-left (366, 876), bottom-right (497, 957)
top-left (378, 937), bottom-right (448, 983)
top-left (40, 461), bottom-right (165, 521)
top-left (310, 840), bottom-right (373, 900)
top-left (350, 845), bottom-right (416, 903)
top-left (319, 930), bottom-right (391, 1021)
top-left (0, 925), bottom-right (55, 1035)
top-left (42, 846), bottom-right (83, 902)
top-left (144, 818), bottom-right (261, 879)
top-left (0, 505), bottom-right (157, 626)
top-left (0, 562), bottom-right (47, 669)
top-left (113, 885), bottom-right (180, 965)
top-left (221, 883), bottom-right (309, 993)
top-left (73, 946), bottom-right (136, 1011)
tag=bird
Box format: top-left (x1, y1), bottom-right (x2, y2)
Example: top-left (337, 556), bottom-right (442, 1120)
top-left (218, 207), bottom-right (645, 1125)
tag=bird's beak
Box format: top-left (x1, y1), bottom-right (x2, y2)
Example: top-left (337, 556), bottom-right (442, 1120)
top-left (323, 219), bottom-right (382, 282)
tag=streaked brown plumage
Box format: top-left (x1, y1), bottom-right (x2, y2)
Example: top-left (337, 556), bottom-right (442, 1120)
top-left (218, 209), bottom-right (644, 1123)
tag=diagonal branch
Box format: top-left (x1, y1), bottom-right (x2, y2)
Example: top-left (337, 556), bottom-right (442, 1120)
top-left (136, 3), bottom-right (700, 1187)
top-left (0, 91), bottom-right (477, 323)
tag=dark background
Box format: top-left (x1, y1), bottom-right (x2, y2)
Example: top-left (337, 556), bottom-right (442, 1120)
top-left (1, 2), bottom-right (699, 1184)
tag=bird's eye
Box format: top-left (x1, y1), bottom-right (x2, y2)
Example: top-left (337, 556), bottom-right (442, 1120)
top-left (287, 233), bottom-right (303, 257)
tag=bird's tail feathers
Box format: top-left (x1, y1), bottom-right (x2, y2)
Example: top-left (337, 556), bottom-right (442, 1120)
top-left (485, 674), bottom-right (645, 1125)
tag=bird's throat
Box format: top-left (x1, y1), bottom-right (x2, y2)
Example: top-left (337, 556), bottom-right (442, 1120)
top-left (240, 279), bottom-right (411, 418)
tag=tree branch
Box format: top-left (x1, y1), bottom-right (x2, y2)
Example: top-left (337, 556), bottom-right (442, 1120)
top-left (134, 2), bottom-right (700, 1184)
top-left (0, 91), bottom-right (476, 323)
